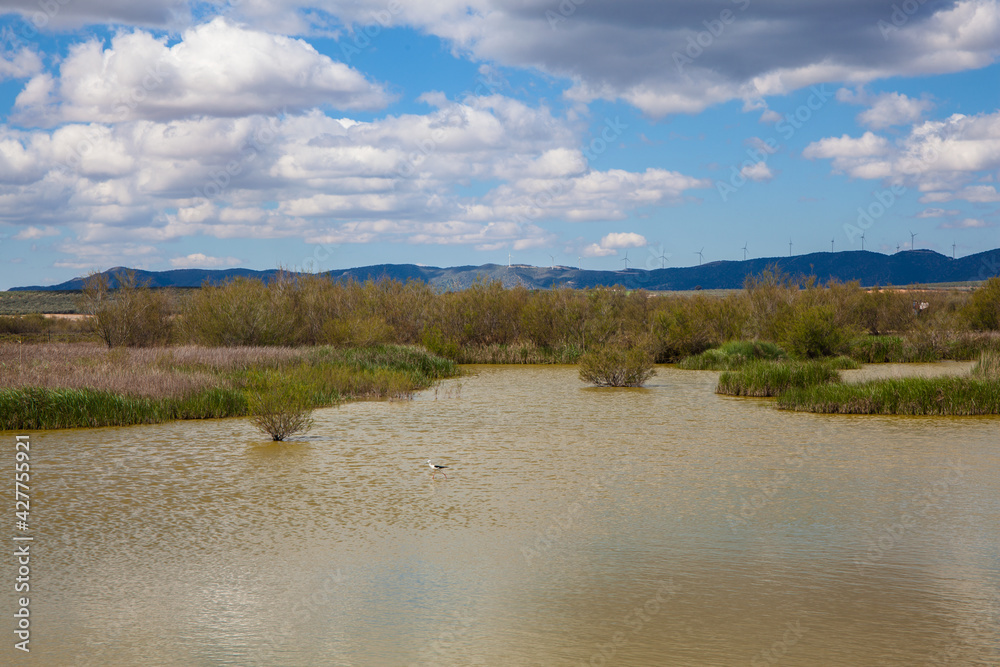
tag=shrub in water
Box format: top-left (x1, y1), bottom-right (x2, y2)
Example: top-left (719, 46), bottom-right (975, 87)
top-left (579, 345), bottom-right (656, 387)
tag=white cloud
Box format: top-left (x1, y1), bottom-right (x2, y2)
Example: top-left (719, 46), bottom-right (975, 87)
top-left (807, 111), bottom-right (1000, 204)
top-left (0, 94), bottom-right (709, 265)
top-left (858, 92), bottom-right (934, 129)
top-left (600, 232), bottom-right (647, 249)
top-left (13, 225), bottom-right (60, 240)
top-left (581, 243), bottom-right (617, 258)
top-left (916, 208), bottom-right (960, 218)
top-left (12, 18), bottom-right (391, 126)
top-left (169, 253), bottom-right (240, 268)
top-left (920, 185), bottom-right (1000, 203)
top-left (939, 218), bottom-right (993, 229)
top-left (740, 161), bottom-right (774, 182)
top-left (0, 47), bottom-right (43, 81)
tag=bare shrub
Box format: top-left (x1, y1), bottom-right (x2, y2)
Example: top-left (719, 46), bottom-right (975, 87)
top-left (79, 270), bottom-right (171, 347)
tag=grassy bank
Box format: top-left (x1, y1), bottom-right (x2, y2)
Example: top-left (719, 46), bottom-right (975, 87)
top-left (716, 360), bottom-right (843, 397)
top-left (0, 343), bottom-right (458, 431)
top-left (777, 377), bottom-right (1000, 415)
top-left (678, 340), bottom-right (786, 370)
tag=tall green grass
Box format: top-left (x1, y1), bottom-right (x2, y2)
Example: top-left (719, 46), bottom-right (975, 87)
top-left (678, 340), bottom-right (786, 370)
top-left (716, 360), bottom-right (841, 397)
top-left (777, 377), bottom-right (1000, 415)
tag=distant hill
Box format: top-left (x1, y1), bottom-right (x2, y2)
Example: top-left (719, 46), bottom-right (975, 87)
top-left (9, 248), bottom-right (1000, 292)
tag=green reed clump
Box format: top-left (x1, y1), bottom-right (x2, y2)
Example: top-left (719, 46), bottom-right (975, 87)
top-left (777, 377), bottom-right (1000, 415)
top-left (716, 360), bottom-right (841, 397)
top-left (678, 340), bottom-right (786, 370)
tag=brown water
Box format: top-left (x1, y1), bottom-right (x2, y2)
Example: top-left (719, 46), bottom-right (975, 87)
top-left (4, 364), bottom-right (999, 666)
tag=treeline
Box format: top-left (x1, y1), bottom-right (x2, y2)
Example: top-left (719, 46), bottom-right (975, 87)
top-left (65, 268), bottom-right (1000, 363)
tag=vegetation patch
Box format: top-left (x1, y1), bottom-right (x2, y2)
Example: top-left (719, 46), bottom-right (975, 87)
top-left (678, 340), bottom-right (786, 370)
top-left (777, 376), bottom-right (1000, 415)
top-left (0, 343), bottom-right (457, 432)
top-left (716, 360), bottom-right (842, 397)
top-left (579, 345), bottom-right (656, 387)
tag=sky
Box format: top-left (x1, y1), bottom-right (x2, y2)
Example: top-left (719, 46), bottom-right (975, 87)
top-left (0, 0), bottom-right (999, 289)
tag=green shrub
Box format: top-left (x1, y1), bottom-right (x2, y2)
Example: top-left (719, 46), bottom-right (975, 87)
top-left (247, 373), bottom-right (316, 441)
top-left (964, 277), bottom-right (1000, 331)
top-left (784, 305), bottom-right (851, 358)
top-left (678, 340), bottom-right (786, 370)
top-left (579, 345), bottom-right (656, 387)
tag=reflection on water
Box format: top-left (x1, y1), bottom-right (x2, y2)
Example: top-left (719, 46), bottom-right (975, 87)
top-left (4, 364), bottom-right (999, 666)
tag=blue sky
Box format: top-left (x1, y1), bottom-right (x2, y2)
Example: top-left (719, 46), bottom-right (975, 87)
top-left (1, 0), bottom-right (999, 289)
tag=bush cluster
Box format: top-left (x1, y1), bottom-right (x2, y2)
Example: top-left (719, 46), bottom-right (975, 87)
top-left (64, 269), bottom-right (1000, 363)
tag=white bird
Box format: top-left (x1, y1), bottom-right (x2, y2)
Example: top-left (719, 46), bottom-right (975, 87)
top-left (427, 460), bottom-right (449, 479)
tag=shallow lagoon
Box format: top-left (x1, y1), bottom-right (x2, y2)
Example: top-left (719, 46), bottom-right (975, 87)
top-left (4, 364), bottom-right (999, 665)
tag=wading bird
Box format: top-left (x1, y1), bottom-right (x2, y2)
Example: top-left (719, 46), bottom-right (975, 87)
top-left (427, 460), bottom-right (449, 479)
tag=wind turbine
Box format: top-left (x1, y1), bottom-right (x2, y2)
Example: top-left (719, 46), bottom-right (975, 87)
top-left (860, 232), bottom-right (866, 251)
top-left (695, 248), bottom-right (705, 265)
top-left (831, 238), bottom-right (835, 253)
top-left (952, 242), bottom-right (956, 259)
top-left (507, 251), bottom-right (512, 268)
top-left (742, 243), bottom-right (748, 261)
top-left (896, 243), bottom-right (900, 253)
top-left (577, 256), bottom-right (582, 270)
top-left (659, 253), bottom-right (668, 269)
top-left (549, 254), bottom-right (555, 269)
top-left (622, 251), bottom-right (630, 270)
top-left (788, 239), bottom-right (793, 257)
top-left (910, 230), bottom-right (917, 250)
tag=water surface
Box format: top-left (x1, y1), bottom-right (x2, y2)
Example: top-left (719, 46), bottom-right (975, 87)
top-left (4, 364), bottom-right (999, 665)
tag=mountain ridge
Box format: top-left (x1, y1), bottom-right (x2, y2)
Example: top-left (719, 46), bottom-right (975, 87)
top-left (10, 248), bottom-right (1000, 292)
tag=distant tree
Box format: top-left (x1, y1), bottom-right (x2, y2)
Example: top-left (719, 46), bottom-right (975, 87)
top-left (965, 277), bottom-right (1000, 331)
top-left (79, 269), bottom-right (171, 347)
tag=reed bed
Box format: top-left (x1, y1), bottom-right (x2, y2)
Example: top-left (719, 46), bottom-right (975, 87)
top-left (970, 351), bottom-right (1000, 380)
top-left (777, 377), bottom-right (1000, 415)
top-left (716, 360), bottom-right (842, 397)
top-left (449, 342), bottom-right (583, 364)
top-left (0, 343), bottom-right (458, 431)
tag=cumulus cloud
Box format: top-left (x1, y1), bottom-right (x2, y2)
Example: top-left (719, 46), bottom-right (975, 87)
top-left (0, 47), bottom-right (42, 81)
top-left (314, 0), bottom-right (1000, 117)
top-left (12, 18), bottom-right (391, 125)
top-left (806, 111), bottom-right (1000, 203)
top-left (170, 253), bottom-right (240, 268)
top-left (600, 232), bottom-right (647, 249)
top-left (10, 0), bottom-right (1000, 118)
top-left (839, 89), bottom-right (935, 129)
top-left (0, 94), bottom-right (708, 265)
top-left (740, 161), bottom-right (774, 182)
